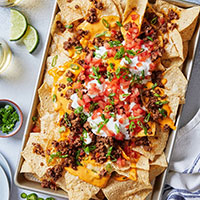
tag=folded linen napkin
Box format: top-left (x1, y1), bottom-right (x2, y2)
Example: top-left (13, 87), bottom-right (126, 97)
top-left (163, 108), bottom-right (200, 200)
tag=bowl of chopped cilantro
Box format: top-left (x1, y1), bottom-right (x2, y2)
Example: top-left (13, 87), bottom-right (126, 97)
top-left (0, 99), bottom-right (23, 138)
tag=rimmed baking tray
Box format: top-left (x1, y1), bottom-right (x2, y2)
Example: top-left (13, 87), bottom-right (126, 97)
top-left (14, 0), bottom-right (200, 199)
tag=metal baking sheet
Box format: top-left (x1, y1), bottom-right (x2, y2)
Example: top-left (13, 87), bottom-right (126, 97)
top-left (14, 0), bottom-right (200, 199)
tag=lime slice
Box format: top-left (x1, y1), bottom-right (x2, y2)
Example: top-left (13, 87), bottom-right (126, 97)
top-left (10, 9), bottom-right (28, 41)
top-left (23, 25), bottom-right (39, 53)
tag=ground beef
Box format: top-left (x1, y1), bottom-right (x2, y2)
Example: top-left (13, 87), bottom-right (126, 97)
top-left (75, 4), bottom-right (79, 9)
top-left (164, 124), bottom-right (170, 132)
top-left (168, 10), bottom-right (179, 20)
top-left (64, 88), bottom-right (74, 99)
top-left (92, 37), bottom-right (104, 47)
top-left (65, 70), bottom-right (75, 78)
top-left (169, 23), bottom-right (178, 31)
top-left (134, 137), bottom-right (151, 151)
top-left (32, 143), bottom-right (45, 157)
top-left (151, 70), bottom-right (164, 88)
top-left (46, 164), bottom-right (64, 182)
top-left (160, 22), bottom-right (168, 34)
top-left (150, 47), bottom-right (164, 62)
top-left (94, 1), bottom-right (103, 10)
top-left (41, 179), bottom-right (57, 190)
top-left (114, 31), bottom-right (124, 42)
top-left (56, 21), bottom-right (66, 33)
top-left (63, 37), bottom-right (81, 50)
top-left (124, 22), bottom-right (132, 31)
top-left (86, 8), bottom-right (98, 24)
top-left (99, 169), bottom-right (107, 177)
top-left (77, 59), bottom-right (85, 66)
top-left (77, 29), bottom-right (89, 37)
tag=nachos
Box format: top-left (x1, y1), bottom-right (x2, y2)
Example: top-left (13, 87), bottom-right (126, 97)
top-left (20, 0), bottom-right (199, 199)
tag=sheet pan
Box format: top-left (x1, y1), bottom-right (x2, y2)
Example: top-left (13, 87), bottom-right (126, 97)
top-left (14, 0), bottom-right (200, 199)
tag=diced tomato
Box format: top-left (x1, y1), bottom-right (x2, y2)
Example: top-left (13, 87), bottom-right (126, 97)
top-left (136, 62), bottom-right (143, 67)
top-left (73, 82), bottom-right (82, 90)
top-left (150, 63), bottom-right (156, 71)
top-left (77, 99), bottom-right (84, 106)
top-left (107, 48), bottom-right (117, 57)
top-left (104, 42), bottom-right (111, 49)
top-left (98, 100), bottom-right (106, 109)
top-left (117, 157), bottom-right (126, 168)
top-left (85, 52), bottom-right (93, 64)
top-left (91, 58), bottom-right (102, 66)
top-left (92, 108), bottom-right (102, 120)
top-left (82, 94), bottom-right (91, 104)
top-left (131, 14), bottom-right (139, 21)
top-left (32, 125), bottom-right (40, 133)
top-left (102, 126), bottom-right (115, 137)
top-left (115, 132), bottom-right (124, 141)
top-left (132, 104), bottom-right (145, 116)
top-left (158, 17), bottom-right (165, 25)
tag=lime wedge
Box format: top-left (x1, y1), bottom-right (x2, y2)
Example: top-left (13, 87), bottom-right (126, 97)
top-left (23, 25), bottom-right (39, 53)
top-left (10, 9), bottom-right (28, 41)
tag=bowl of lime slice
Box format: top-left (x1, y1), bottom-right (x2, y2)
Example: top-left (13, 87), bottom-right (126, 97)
top-left (0, 99), bottom-right (23, 138)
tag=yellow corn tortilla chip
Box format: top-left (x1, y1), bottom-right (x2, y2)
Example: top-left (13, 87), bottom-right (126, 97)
top-left (112, 0), bottom-right (124, 18)
top-left (123, 0), bottom-right (148, 23)
top-left (162, 28), bottom-right (183, 60)
top-left (100, 0), bottom-right (120, 17)
top-left (162, 41), bottom-right (188, 68)
top-left (133, 125), bottom-right (169, 161)
top-left (38, 82), bottom-right (54, 114)
top-left (164, 89), bottom-right (180, 121)
top-left (123, 189), bottom-right (152, 200)
top-left (21, 133), bottom-right (49, 178)
top-left (112, 155), bottom-right (149, 172)
top-left (40, 112), bottom-right (60, 140)
top-left (56, 171), bottom-right (100, 200)
top-left (102, 171), bottom-right (152, 200)
top-left (163, 66), bottom-right (188, 103)
top-left (20, 161), bottom-right (33, 173)
top-left (51, 12), bottom-right (62, 36)
top-left (177, 7), bottom-right (199, 42)
top-left (154, 0), bottom-right (200, 41)
top-left (37, 103), bottom-right (45, 118)
top-left (57, 0), bottom-right (89, 24)
top-left (149, 153), bottom-right (167, 181)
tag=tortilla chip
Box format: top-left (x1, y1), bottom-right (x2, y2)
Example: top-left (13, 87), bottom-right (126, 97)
top-left (100, 0), bottom-right (120, 17)
top-left (113, 155), bottom-right (149, 172)
top-left (164, 89), bottom-right (180, 121)
top-left (162, 41), bottom-right (188, 68)
top-left (112, 0), bottom-right (124, 18)
top-left (123, 189), bottom-right (152, 200)
top-left (154, 0), bottom-right (200, 41)
top-left (57, 0), bottom-right (89, 24)
top-left (123, 0), bottom-right (148, 23)
top-left (20, 161), bottom-right (32, 173)
top-left (21, 133), bottom-right (49, 178)
top-left (40, 112), bottom-right (60, 140)
top-left (162, 28), bottom-right (183, 60)
top-left (163, 66), bottom-right (188, 103)
top-left (56, 171), bottom-right (100, 200)
top-left (149, 153), bottom-right (167, 181)
top-left (178, 7), bottom-right (199, 41)
top-left (102, 171), bottom-right (152, 200)
top-left (133, 125), bottom-right (169, 161)
top-left (51, 12), bottom-right (62, 36)
top-left (38, 82), bottom-right (54, 114)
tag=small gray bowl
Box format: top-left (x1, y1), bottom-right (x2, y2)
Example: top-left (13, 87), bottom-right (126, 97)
top-left (0, 99), bottom-right (23, 138)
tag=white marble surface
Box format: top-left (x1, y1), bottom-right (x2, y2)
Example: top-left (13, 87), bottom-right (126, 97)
top-left (0, 0), bottom-right (65, 199)
top-left (0, 0), bottom-right (200, 200)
